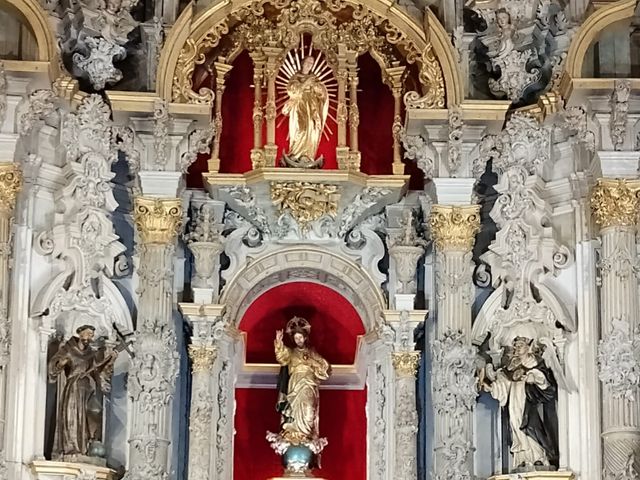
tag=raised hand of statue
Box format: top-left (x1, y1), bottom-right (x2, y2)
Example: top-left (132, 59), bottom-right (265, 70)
top-left (275, 329), bottom-right (284, 344)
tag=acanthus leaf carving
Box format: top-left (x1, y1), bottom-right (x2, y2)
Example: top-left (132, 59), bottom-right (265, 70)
top-left (598, 317), bottom-right (640, 402)
top-left (73, 37), bottom-right (127, 91)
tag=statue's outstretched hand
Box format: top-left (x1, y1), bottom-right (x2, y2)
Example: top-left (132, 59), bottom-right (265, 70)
top-left (275, 330), bottom-right (284, 342)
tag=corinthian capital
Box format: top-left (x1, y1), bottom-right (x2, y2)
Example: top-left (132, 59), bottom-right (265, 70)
top-left (134, 196), bottom-right (183, 244)
top-left (0, 163), bottom-right (22, 216)
top-left (392, 351), bottom-right (421, 377)
top-left (189, 345), bottom-right (217, 373)
top-left (429, 205), bottom-right (480, 251)
top-left (591, 178), bottom-right (640, 229)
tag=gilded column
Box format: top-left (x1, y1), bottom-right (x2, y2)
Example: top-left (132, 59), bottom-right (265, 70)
top-left (429, 205), bottom-right (480, 480)
top-left (336, 50), bottom-right (349, 170)
top-left (384, 66), bottom-right (406, 175)
top-left (126, 196), bottom-right (183, 480)
top-left (249, 52), bottom-right (265, 169)
top-left (591, 178), bottom-right (640, 479)
top-left (347, 55), bottom-right (361, 171)
top-left (392, 350), bottom-right (421, 480)
top-left (0, 164), bottom-right (21, 463)
top-left (263, 46), bottom-right (281, 167)
top-left (209, 62), bottom-right (233, 173)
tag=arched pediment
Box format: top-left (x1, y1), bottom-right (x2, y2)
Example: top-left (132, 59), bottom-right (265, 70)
top-left (157, 0), bottom-right (462, 107)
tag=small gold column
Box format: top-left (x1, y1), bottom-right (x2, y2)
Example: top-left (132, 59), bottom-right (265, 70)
top-left (208, 61), bottom-right (233, 173)
top-left (336, 48), bottom-right (350, 170)
top-left (384, 66), bottom-right (406, 175)
top-left (250, 52), bottom-right (266, 169)
top-left (263, 46), bottom-right (282, 167)
top-left (590, 178), bottom-right (640, 478)
top-left (392, 350), bottom-right (421, 479)
top-left (347, 54), bottom-right (361, 171)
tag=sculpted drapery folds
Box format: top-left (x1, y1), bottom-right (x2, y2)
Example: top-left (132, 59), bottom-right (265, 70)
top-left (283, 56), bottom-right (329, 161)
top-left (274, 316), bottom-right (330, 444)
top-left (47, 325), bottom-right (118, 459)
top-left (480, 336), bottom-right (559, 470)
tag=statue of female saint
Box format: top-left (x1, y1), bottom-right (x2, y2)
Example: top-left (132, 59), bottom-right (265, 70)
top-left (48, 325), bottom-right (118, 460)
top-left (274, 316), bottom-right (330, 444)
top-left (282, 56), bottom-right (329, 161)
top-left (480, 336), bottom-right (559, 470)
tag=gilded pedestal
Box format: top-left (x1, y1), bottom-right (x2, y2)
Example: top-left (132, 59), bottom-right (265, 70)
top-left (30, 460), bottom-right (117, 480)
top-left (489, 471), bottom-right (575, 480)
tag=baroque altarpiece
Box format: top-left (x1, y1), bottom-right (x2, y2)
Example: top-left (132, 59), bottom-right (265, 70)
top-left (0, 0), bottom-right (637, 478)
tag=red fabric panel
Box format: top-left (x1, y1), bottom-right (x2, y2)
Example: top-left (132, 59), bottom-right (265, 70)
top-left (219, 51), bottom-right (255, 174)
top-left (238, 282), bottom-right (365, 365)
top-left (234, 388), bottom-right (367, 480)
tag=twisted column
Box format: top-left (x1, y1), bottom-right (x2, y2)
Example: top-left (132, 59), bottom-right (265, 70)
top-left (209, 62), bottom-right (233, 173)
top-left (0, 164), bottom-right (21, 467)
top-left (429, 205), bottom-right (480, 480)
top-left (591, 178), bottom-right (640, 479)
top-left (126, 196), bottom-right (182, 480)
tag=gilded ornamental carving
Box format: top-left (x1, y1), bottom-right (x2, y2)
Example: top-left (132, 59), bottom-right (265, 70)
top-left (270, 181), bottom-right (339, 231)
top-left (0, 163), bottom-right (22, 215)
top-left (429, 205), bottom-right (481, 252)
top-left (188, 345), bottom-right (218, 373)
top-left (133, 197), bottom-right (183, 244)
top-left (591, 178), bottom-right (640, 229)
top-left (392, 351), bottom-right (421, 377)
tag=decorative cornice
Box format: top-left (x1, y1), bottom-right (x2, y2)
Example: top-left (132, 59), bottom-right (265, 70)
top-left (429, 205), bottom-right (480, 251)
top-left (590, 178), bottom-right (640, 229)
top-left (134, 196), bottom-right (183, 244)
top-left (0, 164), bottom-right (22, 216)
top-left (392, 351), bottom-right (421, 377)
top-left (189, 345), bottom-right (217, 373)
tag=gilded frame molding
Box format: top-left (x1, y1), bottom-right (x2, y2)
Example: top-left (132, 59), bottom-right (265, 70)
top-left (156, 0), bottom-right (463, 107)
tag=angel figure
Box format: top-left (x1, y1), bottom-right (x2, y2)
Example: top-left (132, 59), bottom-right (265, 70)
top-left (480, 336), bottom-right (559, 470)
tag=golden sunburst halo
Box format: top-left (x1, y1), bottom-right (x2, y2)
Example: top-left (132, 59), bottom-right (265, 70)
top-left (275, 37), bottom-right (338, 140)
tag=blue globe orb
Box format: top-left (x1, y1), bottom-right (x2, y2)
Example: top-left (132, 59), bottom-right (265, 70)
top-left (283, 444), bottom-right (314, 474)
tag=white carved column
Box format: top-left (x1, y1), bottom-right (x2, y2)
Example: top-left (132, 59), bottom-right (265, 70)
top-left (591, 178), bottom-right (640, 479)
top-left (184, 199), bottom-right (225, 304)
top-left (429, 205), bottom-right (480, 480)
top-left (126, 197), bottom-right (183, 480)
top-left (0, 164), bottom-right (21, 470)
top-left (180, 304), bottom-right (226, 480)
top-left (392, 351), bottom-right (420, 480)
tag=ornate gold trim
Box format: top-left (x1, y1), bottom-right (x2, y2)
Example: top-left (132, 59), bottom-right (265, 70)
top-left (189, 345), bottom-right (218, 372)
top-left (156, 0), bottom-right (462, 106)
top-left (270, 182), bottom-right (340, 231)
top-left (590, 178), bottom-right (640, 229)
top-left (0, 0), bottom-right (60, 79)
top-left (392, 351), bottom-right (421, 377)
top-left (133, 196), bottom-right (183, 245)
top-left (560, 0), bottom-right (634, 96)
top-left (430, 205), bottom-right (481, 251)
top-left (0, 163), bottom-right (22, 215)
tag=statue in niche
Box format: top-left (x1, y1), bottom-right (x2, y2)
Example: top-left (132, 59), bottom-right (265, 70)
top-left (267, 316), bottom-right (330, 476)
top-left (479, 336), bottom-right (559, 471)
top-left (48, 325), bottom-right (118, 463)
top-left (282, 56), bottom-right (329, 166)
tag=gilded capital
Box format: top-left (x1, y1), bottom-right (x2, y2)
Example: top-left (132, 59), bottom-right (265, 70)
top-left (429, 205), bottom-right (481, 251)
top-left (392, 351), bottom-right (421, 377)
top-left (590, 178), bottom-right (640, 229)
top-left (134, 197), bottom-right (183, 244)
top-left (189, 345), bottom-right (217, 373)
top-left (0, 163), bottom-right (22, 216)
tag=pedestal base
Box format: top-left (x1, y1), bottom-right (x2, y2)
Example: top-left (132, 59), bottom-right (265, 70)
top-left (30, 460), bottom-right (117, 480)
top-left (489, 471), bottom-right (575, 480)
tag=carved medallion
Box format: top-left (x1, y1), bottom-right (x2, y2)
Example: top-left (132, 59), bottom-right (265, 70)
top-left (270, 181), bottom-right (339, 231)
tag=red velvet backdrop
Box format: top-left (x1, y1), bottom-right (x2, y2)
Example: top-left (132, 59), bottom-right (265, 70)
top-left (187, 51), bottom-right (424, 188)
top-left (234, 282), bottom-right (367, 480)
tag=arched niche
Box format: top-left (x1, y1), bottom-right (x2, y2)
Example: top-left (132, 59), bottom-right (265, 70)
top-left (561, 0), bottom-right (636, 87)
top-left (0, 0), bottom-right (59, 77)
top-left (220, 246), bottom-right (387, 334)
top-left (157, 0), bottom-right (462, 107)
